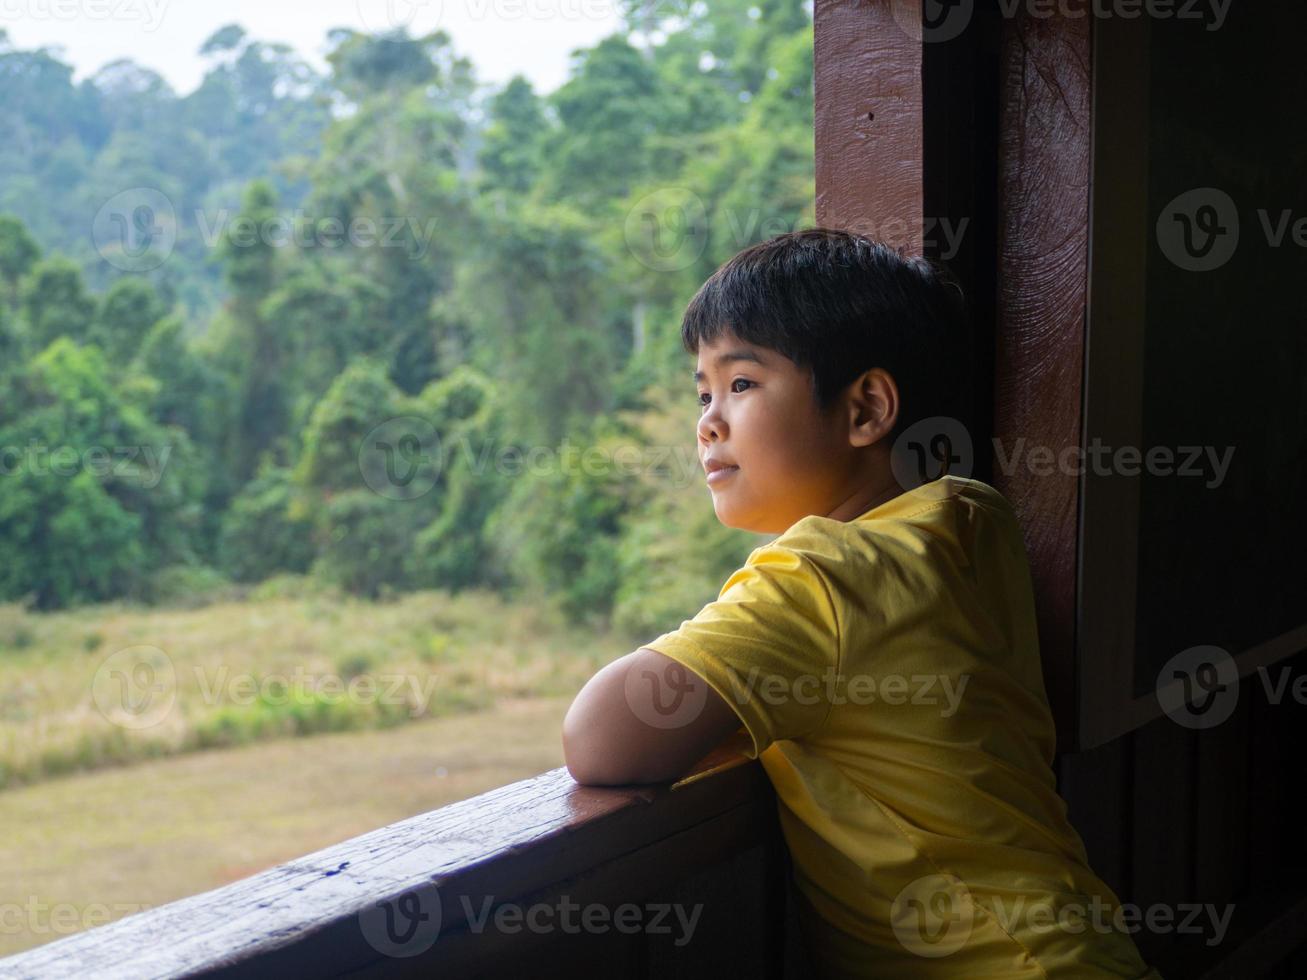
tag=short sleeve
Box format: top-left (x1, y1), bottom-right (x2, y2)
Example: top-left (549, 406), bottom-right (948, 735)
top-left (641, 539), bottom-right (843, 758)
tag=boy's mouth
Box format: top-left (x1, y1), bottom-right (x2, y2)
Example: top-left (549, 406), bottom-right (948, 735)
top-left (704, 458), bottom-right (740, 484)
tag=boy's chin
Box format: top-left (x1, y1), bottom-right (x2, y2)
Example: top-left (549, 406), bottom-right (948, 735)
top-left (712, 498), bottom-right (785, 535)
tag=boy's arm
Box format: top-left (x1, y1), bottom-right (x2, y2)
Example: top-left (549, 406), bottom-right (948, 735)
top-left (562, 647), bottom-right (742, 786)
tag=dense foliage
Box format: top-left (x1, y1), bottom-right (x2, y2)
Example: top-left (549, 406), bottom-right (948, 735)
top-left (0, 2), bottom-right (814, 631)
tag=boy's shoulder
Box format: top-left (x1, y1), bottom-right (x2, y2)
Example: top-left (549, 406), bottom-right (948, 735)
top-left (746, 477), bottom-right (1024, 596)
top-left (770, 477), bottom-right (1015, 551)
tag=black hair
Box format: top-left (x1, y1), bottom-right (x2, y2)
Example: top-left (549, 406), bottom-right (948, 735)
top-left (681, 228), bottom-right (972, 441)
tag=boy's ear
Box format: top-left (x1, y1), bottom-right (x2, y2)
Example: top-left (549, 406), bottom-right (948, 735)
top-left (844, 368), bottom-right (899, 448)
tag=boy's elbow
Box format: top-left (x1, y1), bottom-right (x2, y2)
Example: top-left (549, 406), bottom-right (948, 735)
top-left (562, 701), bottom-right (615, 785)
top-left (561, 721), bottom-right (607, 785)
top-left (561, 700), bottom-right (664, 786)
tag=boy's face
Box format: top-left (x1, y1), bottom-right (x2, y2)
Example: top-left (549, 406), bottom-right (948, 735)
top-left (694, 332), bottom-right (861, 534)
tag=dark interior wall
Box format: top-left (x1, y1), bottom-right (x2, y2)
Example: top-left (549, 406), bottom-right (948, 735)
top-left (816, 2), bottom-right (1307, 975)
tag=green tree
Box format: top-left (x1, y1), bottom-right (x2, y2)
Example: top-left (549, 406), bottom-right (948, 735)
top-left (0, 213), bottom-right (40, 309)
top-left (444, 201), bottom-right (624, 447)
top-left (217, 463), bottom-right (315, 582)
top-left (311, 29), bottom-right (475, 394)
top-left (211, 180), bottom-right (289, 482)
top-left (20, 256), bottom-right (96, 349)
top-left (90, 277), bottom-right (168, 364)
top-left (0, 339), bottom-right (198, 607)
top-left (539, 36), bottom-right (666, 209)
top-left (477, 76), bottom-right (546, 196)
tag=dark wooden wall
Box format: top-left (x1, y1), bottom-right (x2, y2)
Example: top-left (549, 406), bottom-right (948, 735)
top-left (994, 7), bottom-right (1307, 976)
top-left (816, 2), bottom-right (1307, 976)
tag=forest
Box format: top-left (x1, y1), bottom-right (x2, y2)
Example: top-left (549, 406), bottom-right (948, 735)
top-left (0, 1), bottom-right (816, 636)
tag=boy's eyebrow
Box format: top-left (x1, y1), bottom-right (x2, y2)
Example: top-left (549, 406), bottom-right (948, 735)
top-left (692, 348), bottom-right (767, 383)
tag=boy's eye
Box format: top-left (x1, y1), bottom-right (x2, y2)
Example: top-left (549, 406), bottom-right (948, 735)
top-left (697, 378), bottom-right (754, 407)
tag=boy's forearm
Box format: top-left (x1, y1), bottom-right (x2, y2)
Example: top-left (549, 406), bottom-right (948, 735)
top-left (562, 648), bottom-right (741, 787)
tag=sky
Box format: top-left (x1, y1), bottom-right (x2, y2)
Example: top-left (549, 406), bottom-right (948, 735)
top-left (0, 0), bottom-right (630, 96)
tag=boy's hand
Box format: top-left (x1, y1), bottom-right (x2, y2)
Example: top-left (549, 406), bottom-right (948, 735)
top-left (562, 648), bottom-right (742, 786)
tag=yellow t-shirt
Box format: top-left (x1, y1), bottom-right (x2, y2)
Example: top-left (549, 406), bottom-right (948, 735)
top-left (643, 476), bottom-right (1159, 979)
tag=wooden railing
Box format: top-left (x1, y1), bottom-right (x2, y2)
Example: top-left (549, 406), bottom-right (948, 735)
top-left (2, 751), bottom-right (809, 979)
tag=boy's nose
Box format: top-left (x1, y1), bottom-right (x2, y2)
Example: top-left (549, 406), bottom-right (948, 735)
top-left (697, 409), bottom-right (726, 444)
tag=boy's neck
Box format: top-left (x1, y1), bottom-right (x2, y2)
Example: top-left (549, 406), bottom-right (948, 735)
top-left (822, 465), bottom-right (905, 523)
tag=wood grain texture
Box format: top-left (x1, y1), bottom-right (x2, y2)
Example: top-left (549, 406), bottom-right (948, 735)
top-left (814, 0), bottom-right (923, 249)
top-left (1, 763), bottom-right (778, 979)
top-left (992, 5), bottom-right (1093, 744)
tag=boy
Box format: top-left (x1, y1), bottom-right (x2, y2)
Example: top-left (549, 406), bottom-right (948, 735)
top-left (562, 230), bottom-right (1158, 978)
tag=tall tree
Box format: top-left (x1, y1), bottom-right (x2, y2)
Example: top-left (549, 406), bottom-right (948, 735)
top-left (0, 214), bottom-right (40, 310)
top-left (20, 256), bottom-right (96, 350)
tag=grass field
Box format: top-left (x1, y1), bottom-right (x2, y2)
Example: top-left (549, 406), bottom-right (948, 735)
top-left (0, 583), bottom-right (634, 957)
top-left (0, 696), bottom-right (571, 957)
top-left (0, 581), bottom-right (620, 790)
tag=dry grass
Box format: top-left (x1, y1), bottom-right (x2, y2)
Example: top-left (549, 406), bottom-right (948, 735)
top-left (0, 696), bottom-right (571, 958)
top-left (0, 585), bottom-right (619, 789)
